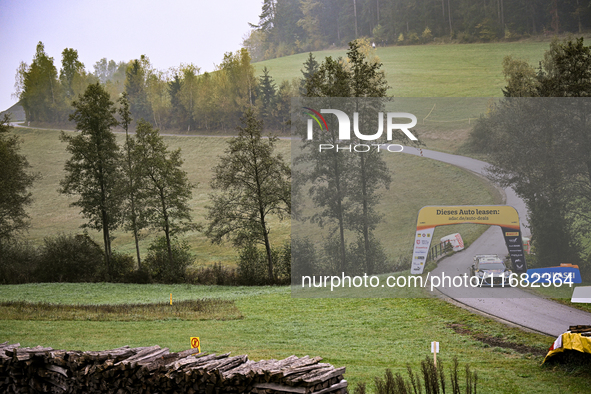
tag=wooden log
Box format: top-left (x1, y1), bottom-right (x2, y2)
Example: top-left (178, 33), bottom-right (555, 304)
top-left (302, 367), bottom-right (346, 385)
top-left (253, 382), bottom-right (307, 393)
top-left (312, 379), bottom-right (348, 394)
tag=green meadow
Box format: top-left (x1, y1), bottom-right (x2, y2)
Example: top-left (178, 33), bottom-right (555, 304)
top-left (254, 40), bottom-right (555, 97)
top-left (0, 283), bottom-right (588, 393)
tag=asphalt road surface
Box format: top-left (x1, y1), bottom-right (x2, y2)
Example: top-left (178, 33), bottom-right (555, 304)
top-left (402, 146), bottom-right (591, 337)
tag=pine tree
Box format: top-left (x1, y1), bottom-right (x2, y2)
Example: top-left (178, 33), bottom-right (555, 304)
top-left (258, 66), bottom-right (277, 128)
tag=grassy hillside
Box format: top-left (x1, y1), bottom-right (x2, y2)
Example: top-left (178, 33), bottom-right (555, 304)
top-left (15, 126), bottom-right (499, 267)
top-left (254, 39), bottom-right (572, 153)
top-left (253, 40), bottom-right (555, 97)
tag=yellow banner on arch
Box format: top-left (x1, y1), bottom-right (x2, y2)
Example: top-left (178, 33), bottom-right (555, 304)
top-left (411, 205), bottom-right (526, 274)
top-left (416, 205), bottom-right (521, 231)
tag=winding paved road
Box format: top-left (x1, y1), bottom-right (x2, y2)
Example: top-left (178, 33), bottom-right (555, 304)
top-left (403, 146), bottom-right (591, 336)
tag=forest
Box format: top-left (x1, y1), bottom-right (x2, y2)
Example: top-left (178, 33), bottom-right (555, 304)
top-left (244, 0), bottom-right (591, 60)
top-left (14, 42), bottom-right (294, 133)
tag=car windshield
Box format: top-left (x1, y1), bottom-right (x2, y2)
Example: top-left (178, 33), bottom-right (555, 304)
top-left (480, 263), bottom-right (506, 270)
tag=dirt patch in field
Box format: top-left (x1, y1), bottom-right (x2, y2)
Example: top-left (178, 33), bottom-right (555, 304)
top-left (447, 323), bottom-right (547, 355)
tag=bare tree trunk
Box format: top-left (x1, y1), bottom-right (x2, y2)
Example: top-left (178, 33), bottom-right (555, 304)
top-left (500, 0), bottom-right (504, 30)
top-left (529, 0), bottom-right (537, 34)
top-left (448, 0), bottom-right (453, 35)
top-left (334, 158), bottom-right (347, 272)
top-left (252, 148), bottom-right (275, 283)
top-left (260, 210), bottom-right (274, 284)
top-left (353, 0), bottom-right (358, 38)
top-left (160, 190), bottom-right (174, 267)
top-left (125, 129), bottom-right (142, 270)
top-left (576, 0), bottom-right (582, 33)
top-left (102, 207), bottom-right (112, 279)
top-left (359, 154), bottom-right (372, 274)
top-left (377, 0), bottom-right (380, 23)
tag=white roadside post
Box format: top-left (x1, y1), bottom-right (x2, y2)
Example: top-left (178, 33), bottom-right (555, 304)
top-left (431, 341), bottom-right (440, 367)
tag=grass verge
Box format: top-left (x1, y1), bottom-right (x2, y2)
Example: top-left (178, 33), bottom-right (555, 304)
top-left (0, 299), bottom-right (241, 321)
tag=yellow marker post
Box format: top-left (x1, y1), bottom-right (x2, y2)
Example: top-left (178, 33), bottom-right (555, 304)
top-left (170, 293), bottom-right (172, 306)
top-left (190, 337), bottom-right (201, 352)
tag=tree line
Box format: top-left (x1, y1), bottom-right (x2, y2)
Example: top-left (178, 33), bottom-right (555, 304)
top-left (469, 37), bottom-right (591, 272)
top-left (2, 80), bottom-right (293, 285)
top-left (3, 40), bottom-right (395, 285)
top-left (14, 42), bottom-right (294, 133)
top-left (245, 0), bottom-right (591, 61)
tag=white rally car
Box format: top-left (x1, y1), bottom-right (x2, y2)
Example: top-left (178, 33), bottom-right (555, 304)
top-left (470, 254), bottom-right (512, 287)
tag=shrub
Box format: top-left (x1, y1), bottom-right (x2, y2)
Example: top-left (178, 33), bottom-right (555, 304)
top-left (188, 263), bottom-right (238, 285)
top-left (291, 237), bottom-right (317, 280)
top-left (237, 244), bottom-right (269, 286)
top-left (368, 357), bottom-right (478, 394)
top-left (143, 236), bottom-right (193, 283)
top-left (37, 233), bottom-right (104, 282)
top-left (123, 269), bottom-right (153, 284)
top-left (422, 27), bottom-right (433, 43)
top-left (0, 240), bottom-right (40, 284)
top-left (275, 241), bottom-right (291, 285)
top-left (408, 32), bottom-right (420, 44)
top-left (348, 235), bottom-right (389, 275)
top-left (110, 252), bottom-right (136, 282)
top-left (237, 243), bottom-right (291, 285)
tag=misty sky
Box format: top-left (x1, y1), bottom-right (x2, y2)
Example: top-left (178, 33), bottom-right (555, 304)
top-left (0, 0), bottom-right (264, 112)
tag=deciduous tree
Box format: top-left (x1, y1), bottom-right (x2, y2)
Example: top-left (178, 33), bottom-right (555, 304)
top-left (19, 42), bottom-right (64, 123)
top-left (118, 93), bottom-right (145, 269)
top-left (132, 120), bottom-right (195, 267)
top-left (206, 108), bottom-right (290, 283)
top-left (125, 56), bottom-right (153, 123)
top-left (59, 83), bottom-right (122, 278)
top-left (471, 38), bottom-right (591, 266)
top-left (0, 115), bottom-right (38, 265)
top-left (298, 40), bottom-right (392, 274)
top-left (60, 48), bottom-right (85, 99)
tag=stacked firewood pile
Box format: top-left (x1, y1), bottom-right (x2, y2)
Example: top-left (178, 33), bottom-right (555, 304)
top-left (569, 325), bottom-right (591, 336)
top-left (0, 342), bottom-right (347, 394)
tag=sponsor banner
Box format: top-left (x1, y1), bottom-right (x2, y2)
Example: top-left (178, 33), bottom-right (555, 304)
top-left (526, 267), bottom-right (582, 284)
top-left (413, 206), bottom-right (527, 274)
top-left (572, 286), bottom-right (591, 303)
top-left (416, 205), bottom-right (521, 230)
top-left (411, 227), bottom-right (435, 274)
top-left (440, 233), bottom-right (464, 252)
top-left (501, 226), bottom-right (527, 273)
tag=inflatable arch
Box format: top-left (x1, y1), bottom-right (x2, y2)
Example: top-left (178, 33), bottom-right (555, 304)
top-left (411, 205), bottom-right (527, 274)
